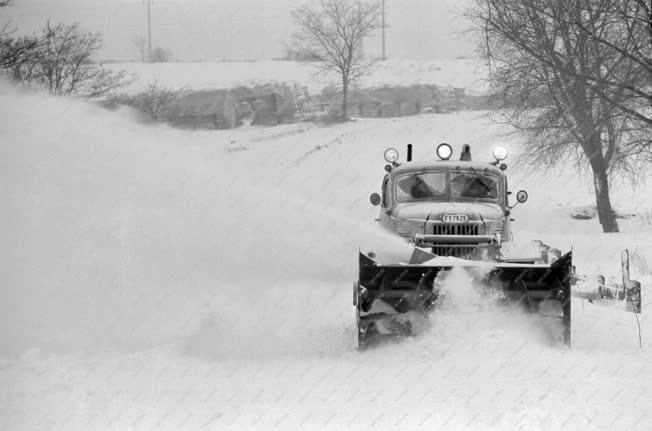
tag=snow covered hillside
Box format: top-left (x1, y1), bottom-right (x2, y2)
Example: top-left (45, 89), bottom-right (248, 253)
top-left (1, 82), bottom-right (651, 430)
top-left (109, 58), bottom-right (488, 95)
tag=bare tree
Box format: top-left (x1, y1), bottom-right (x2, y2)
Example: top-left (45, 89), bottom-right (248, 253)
top-left (281, 43), bottom-right (320, 61)
top-left (292, 0), bottom-right (381, 120)
top-left (544, 0), bottom-right (652, 127)
top-left (470, 0), bottom-right (651, 232)
top-left (40, 23), bottom-right (130, 97)
top-left (0, 35), bottom-right (40, 75)
top-left (0, 23), bottom-right (130, 98)
top-left (0, 0), bottom-right (14, 37)
top-left (134, 81), bottom-right (185, 120)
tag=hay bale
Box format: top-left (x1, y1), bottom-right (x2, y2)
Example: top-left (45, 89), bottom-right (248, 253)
top-left (237, 101), bottom-right (253, 120)
top-left (216, 100), bottom-right (238, 129)
top-left (160, 89), bottom-right (238, 129)
top-left (399, 102), bottom-right (419, 116)
top-left (344, 89), bottom-right (376, 104)
top-left (252, 97), bottom-right (279, 126)
top-left (380, 102), bottom-right (398, 117)
top-left (250, 83), bottom-right (298, 125)
top-left (361, 102), bottom-right (380, 117)
top-left (231, 86), bottom-right (256, 103)
top-left (347, 103), bottom-right (363, 117)
top-left (410, 85), bottom-right (438, 110)
top-left (276, 98), bottom-right (298, 124)
top-left (368, 87), bottom-right (396, 103)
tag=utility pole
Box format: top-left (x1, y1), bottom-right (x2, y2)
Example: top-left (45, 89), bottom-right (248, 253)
top-left (381, 0), bottom-right (386, 61)
top-left (147, 0), bottom-right (152, 62)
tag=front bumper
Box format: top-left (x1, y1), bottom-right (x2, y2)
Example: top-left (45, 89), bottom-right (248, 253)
top-left (414, 233), bottom-right (495, 246)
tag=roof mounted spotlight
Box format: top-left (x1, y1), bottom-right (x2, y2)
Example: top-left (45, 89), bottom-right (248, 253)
top-left (493, 146), bottom-right (508, 162)
top-left (436, 143), bottom-right (453, 160)
top-left (384, 147), bottom-right (400, 164)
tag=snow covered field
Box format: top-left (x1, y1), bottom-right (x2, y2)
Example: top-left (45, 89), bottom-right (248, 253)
top-left (1, 81), bottom-right (651, 430)
top-left (109, 58), bottom-right (488, 95)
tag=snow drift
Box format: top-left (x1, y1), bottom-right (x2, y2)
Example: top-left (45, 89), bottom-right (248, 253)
top-left (2, 80), bottom-right (651, 430)
top-left (0, 81), bottom-right (415, 358)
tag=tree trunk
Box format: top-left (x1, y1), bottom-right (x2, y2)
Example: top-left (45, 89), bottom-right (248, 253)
top-left (589, 152), bottom-right (619, 232)
top-left (341, 75), bottom-right (348, 120)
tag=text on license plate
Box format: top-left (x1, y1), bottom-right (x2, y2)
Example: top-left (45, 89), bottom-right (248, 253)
top-left (443, 215), bottom-right (468, 223)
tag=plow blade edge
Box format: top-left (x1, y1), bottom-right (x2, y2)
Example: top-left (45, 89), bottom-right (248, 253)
top-left (355, 251), bottom-right (573, 349)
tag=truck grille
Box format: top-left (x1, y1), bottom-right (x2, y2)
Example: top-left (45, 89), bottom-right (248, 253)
top-left (430, 223), bottom-right (481, 258)
top-left (431, 224), bottom-right (479, 235)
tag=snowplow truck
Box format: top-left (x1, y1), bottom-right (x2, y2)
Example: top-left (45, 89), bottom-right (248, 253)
top-left (355, 143), bottom-right (573, 349)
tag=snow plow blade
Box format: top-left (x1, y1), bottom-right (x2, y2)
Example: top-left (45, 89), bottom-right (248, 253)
top-left (354, 250), bottom-right (572, 349)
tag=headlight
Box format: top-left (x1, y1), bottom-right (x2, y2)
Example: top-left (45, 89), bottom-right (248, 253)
top-left (436, 143), bottom-right (452, 160)
top-left (384, 147), bottom-right (399, 163)
top-left (493, 146), bottom-right (508, 161)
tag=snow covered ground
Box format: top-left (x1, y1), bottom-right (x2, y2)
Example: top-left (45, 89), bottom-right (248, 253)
top-left (108, 58), bottom-right (488, 95)
top-left (1, 81), bottom-right (651, 430)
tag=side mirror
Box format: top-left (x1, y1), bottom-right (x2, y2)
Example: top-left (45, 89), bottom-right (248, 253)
top-left (516, 190), bottom-right (528, 203)
top-left (370, 193), bottom-right (381, 206)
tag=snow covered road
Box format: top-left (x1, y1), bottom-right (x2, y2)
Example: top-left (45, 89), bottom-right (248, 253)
top-left (1, 83), bottom-right (651, 430)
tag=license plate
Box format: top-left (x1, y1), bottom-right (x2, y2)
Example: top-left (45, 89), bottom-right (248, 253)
top-left (443, 214), bottom-right (468, 223)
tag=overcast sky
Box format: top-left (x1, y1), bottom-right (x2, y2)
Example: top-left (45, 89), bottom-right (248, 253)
top-left (2, 0), bottom-right (476, 62)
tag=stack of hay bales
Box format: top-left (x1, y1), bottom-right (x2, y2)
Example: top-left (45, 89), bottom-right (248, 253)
top-left (156, 83), bottom-right (302, 129)
top-left (159, 89), bottom-right (238, 129)
top-left (134, 81), bottom-right (470, 129)
top-left (314, 84), bottom-right (465, 118)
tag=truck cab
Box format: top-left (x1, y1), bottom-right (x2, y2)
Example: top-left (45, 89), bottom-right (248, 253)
top-left (370, 144), bottom-right (529, 260)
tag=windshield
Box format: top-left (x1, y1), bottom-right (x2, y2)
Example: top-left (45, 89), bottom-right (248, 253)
top-left (395, 171), bottom-right (500, 202)
top-left (396, 172), bottom-right (447, 202)
top-left (451, 172), bottom-right (499, 199)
